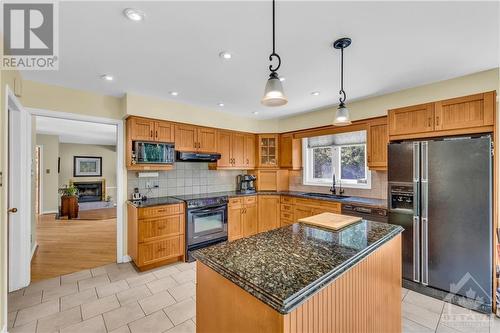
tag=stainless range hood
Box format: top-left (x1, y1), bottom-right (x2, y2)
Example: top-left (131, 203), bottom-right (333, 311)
top-left (176, 151), bottom-right (221, 162)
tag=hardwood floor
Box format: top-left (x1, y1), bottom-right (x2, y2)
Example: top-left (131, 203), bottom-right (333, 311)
top-left (31, 213), bottom-right (116, 282)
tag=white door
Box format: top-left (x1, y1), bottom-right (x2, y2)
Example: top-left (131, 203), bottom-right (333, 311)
top-left (7, 93), bottom-right (32, 291)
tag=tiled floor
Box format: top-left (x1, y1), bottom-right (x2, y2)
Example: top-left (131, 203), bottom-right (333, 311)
top-left (8, 261), bottom-right (500, 333)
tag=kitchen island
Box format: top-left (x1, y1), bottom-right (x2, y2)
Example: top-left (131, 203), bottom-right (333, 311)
top-left (193, 220), bottom-right (403, 333)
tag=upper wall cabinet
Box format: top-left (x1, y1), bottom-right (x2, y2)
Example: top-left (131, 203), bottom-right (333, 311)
top-left (175, 124), bottom-right (217, 153)
top-left (257, 134), bottom-right (279, 168)
top-left (129, 117), bottom-right (174, 143)
top-left (215, 131), bottom-right (255, 170)
top-left (279, 133), bottom-right (302, 170)
top-left (388, 91), bottom-right (496, 140)
top-left (367, 118), bottom-right (388, 171)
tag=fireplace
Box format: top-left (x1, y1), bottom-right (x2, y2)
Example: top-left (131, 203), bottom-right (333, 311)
top-left (73, 181), bottom-right (104, 202)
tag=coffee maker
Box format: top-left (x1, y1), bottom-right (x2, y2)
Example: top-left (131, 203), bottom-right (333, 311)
top-left (237, 174), bottom-right (256, 193)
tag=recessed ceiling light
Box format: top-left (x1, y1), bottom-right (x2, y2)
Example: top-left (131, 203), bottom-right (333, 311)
top-left (279, 77), bottom-right (285, 82)
top-left (100, 74), bottom-right (114, 81)
top-left (123, 8), bottom-right (145, 21)
top-left (311, 91), bottom-right (320, 96)
top-left (169, 91), bottom-right (179, 96)
top-left (217, 103), bottom-right (225, 107)
top-left (219, 51), bottom-right (232, 60)
top-left (253, 111), bottom-right (259, 115)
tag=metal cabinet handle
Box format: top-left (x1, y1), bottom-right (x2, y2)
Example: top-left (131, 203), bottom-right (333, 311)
top-left (436, 116), bottom-right (440, 126)
top-left (150, 130), bottom-right (153, 138)
top-left (8, 208), bottom-right (17, 213)
top-left (156, 130), bottom-right (158, 138)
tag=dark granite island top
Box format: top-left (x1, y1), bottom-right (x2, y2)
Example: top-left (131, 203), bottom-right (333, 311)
top-left (193, 220), bottom-right (403, 314)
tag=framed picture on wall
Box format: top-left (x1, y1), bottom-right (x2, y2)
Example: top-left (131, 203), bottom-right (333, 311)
top-left (73, 156), bottom-right (102, 177)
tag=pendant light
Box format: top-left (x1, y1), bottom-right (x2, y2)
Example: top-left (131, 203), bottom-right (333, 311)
top-left (333, 37), bottom-right (352, 126)
top-left (261, 0), bottom-right (287, 107)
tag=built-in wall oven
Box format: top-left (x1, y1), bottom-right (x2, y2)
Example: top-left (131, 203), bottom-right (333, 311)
top-left (175, 194), bottom-right (228, 261)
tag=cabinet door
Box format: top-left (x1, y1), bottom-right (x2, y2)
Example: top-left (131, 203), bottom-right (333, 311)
top-left (130, 118), bottom-right (155, 141)
top-left (257, 134), bottom-right (279, 168)
top-left (257, 196), bottom-right (280, 233)
top-left (294, 205), bottom-right (313, 221)
top-left (228, 206), bottom-right (243, 241)
top-left (217, 131), bottom-right (232, 168)
top-left (368, 121), bottom-right (388, 170)
top-left (435, 92), bottom-right (495, 131)
top-left (197, 127), bottom-right (217, 153)
top-left (231, 133), bottom-right (246, 167)
top-left (388, 103), bottom-right (434, 137)
top-left (279, 134), bottom-right (293, 168)
top-left (256, 170), bottom-right (277, 191)
top-left (244, 134), bottom-right (256, 169)
top-left (138, 215), bottom-right (183, 243)
top-left (243, 204), bottom-right (258, 237)
top-left (175, 125), bottom-right (197, 151)
top-left (154, 121), bottom-right (174, 142)
top-left (137, 236), bottom-right (183, 266)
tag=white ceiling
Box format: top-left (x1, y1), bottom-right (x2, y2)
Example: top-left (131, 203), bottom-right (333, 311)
top-left (21, 1), bottom-right (499, 120)
top-left (36, 116), bottom-right (117, 145)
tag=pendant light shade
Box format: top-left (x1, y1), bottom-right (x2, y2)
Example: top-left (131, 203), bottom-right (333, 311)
top-left (333, 102), bottom-right (352, 126)
top-left (262, 73), bottom-right (287, 107)
top-left (261, 0), bottom-right (287, 107)
top-left (333, 37), bottom-right (352, 126)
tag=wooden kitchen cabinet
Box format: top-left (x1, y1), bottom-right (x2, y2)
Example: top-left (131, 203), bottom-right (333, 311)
top-left (216, 131), bottom-right (252, 169)
top-left (388, 91), bottom-right (496, 140)
top-left (388, 103), bottom-right (435, 137)
top-left (129, 117), bottom-right (174, 143)
top-left (282, 196), bottom-right (342, 226)
top-left (434, 92), bottom-right (495, 131)
top-left (154, 121), bottom-right (174, 142)
top-left (244, 134), bottom-right (256, 169)
top-left (257, 195), bottom-right (280, 233)
top-left (257, 134), bottom-right (279, 168)
top-left (175, 124), bottom-right (217, 153)
top-left (127, 202), bottom-right (185, 271)
top-left (367, 118), bottom-right (388, 170)
top-left (279, 133), bottom-right (302, 170)
top-left (254, 169), bottom-right (289, 192)
top-left (228, 196), bottom-right (258, 240)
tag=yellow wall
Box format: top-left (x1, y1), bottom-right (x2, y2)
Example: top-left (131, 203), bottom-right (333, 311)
top-left (277, 68), bottom-right (499, 132)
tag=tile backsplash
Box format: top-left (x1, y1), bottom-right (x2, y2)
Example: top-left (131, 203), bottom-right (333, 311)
top-left (127, 162), bottom-right (246, 199)
top-left (288, 170), bottom-right (388, 199)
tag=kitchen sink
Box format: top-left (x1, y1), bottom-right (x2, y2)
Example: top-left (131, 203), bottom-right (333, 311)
top-left (301, 192), bottom-right (351, 200)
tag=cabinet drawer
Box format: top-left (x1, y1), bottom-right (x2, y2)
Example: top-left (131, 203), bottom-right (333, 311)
top-left (243, 196), bottom-right (257, 206)
top-left (280, 196), bottom-right (294, 204)
top-left (318, 201), bottom-right (342, 212)
top-left (281, 204), bottom-right (293, 212)
top-left (138, 215), bottom-right (184, 243)
top-left (229, 197), bottom-right (243, 208)
top-left (280, 211), bottom-right (294, 221)
top-left (138, 204), bottom-right (182, 219)
top-left (137, 236), bottom-right (183, 266)
top-left (294, 198), bottom-right (315, 207)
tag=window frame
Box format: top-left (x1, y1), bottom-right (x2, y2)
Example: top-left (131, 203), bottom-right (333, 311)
top-left (302, 139), bottom-right (372, 189)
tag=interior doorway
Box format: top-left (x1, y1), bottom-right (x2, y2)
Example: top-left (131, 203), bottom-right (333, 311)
top-left (35, 145), bottom-right (42, 215)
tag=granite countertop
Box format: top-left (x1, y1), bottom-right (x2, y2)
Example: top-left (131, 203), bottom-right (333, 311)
top-left (127, 191), bottom-right (387, 209)
top-left (127, 196), bottom-right (184, 208)
top-left (192, 220), bottom-right (403, 314)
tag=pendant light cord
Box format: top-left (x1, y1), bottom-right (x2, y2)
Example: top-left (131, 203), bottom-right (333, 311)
top-left (339, 47), bottom-right (346, 104)
top-left (269, 0), bottom-right (281, 74)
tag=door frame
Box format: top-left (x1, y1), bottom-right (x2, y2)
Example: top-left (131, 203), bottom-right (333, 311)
top-left (27, 107), bottom-right (127, 265)
top-left (35, 145), bottom-right (43, 215)
top-left (4, 86), bottom-right (32, 293)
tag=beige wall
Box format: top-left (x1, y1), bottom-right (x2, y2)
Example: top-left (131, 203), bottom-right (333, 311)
top-left (277, 68), bottom-right (499, 132)
top-left (124, 93), bottom-right (276, 133)
top-left (59, 143), bottom-right (117, 203)
top-left (36, 135), bottom-right (60, 213)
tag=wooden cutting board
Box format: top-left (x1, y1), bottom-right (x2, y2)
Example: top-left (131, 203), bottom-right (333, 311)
top-left (298, 212), bottom-right (362, 231)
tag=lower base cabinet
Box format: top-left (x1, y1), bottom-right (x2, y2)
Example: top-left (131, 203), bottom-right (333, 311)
top-left (281, 196), bottom-right (342, 226)
top-left (228, 196), bottom-right (258, 241)
top-left (258, 195), bottom-right (280, 233)
top-left (127, 202), bottom-right (185, 270)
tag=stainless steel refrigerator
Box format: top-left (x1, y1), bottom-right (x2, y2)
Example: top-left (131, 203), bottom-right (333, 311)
top-left (388, 136), bottom-right (492, 307)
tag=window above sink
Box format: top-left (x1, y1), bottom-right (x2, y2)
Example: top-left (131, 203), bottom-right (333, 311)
top-left (302, 131), bottom-right (372, 189)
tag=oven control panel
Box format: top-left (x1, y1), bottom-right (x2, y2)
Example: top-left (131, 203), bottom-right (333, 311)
top-left (187, 196), bottom-right (228, 209)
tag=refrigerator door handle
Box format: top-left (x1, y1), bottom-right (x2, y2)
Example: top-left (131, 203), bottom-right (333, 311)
top-left (413, 215), bottom-right (420, 283)
top-left (421, 141), bottom-right (429, 285)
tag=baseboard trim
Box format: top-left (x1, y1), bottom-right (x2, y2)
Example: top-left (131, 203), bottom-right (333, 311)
top-left (31, 243), bottom-right (38, 260)
top-left (119, 255), bottom-right (131, 263)
top-left (41, 210), bottom-right (57, 215)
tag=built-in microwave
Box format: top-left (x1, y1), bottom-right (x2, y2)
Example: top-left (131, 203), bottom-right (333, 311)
top-left (132, 141), bottom-right (175, 164)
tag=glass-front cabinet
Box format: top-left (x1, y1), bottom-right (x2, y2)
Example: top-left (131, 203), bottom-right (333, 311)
top-left (257, 134), bottom-right (279, 168)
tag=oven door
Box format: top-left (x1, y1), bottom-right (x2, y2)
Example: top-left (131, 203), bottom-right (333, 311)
top-left (187, 204), bottom-right (227, 246)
